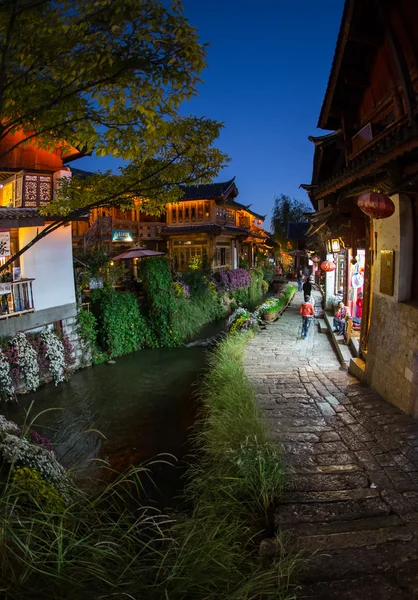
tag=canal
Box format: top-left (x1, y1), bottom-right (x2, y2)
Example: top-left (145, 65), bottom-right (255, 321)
top-left (3, 340), bottom-right (212, 503)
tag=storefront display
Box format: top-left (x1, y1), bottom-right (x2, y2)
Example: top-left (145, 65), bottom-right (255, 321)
top-left (347, 249), bottom-right (365, 319)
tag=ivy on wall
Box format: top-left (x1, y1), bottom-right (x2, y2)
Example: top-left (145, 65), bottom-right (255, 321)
top-left (91, 288), bottom-right (152, 357)
top-left (140, 257), bottom-right (180, 348)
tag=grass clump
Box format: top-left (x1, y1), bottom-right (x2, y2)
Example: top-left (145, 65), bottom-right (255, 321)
top-left (163, 333), bottom-right (296, 599)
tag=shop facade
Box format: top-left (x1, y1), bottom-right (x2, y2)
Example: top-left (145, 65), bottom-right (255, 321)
top-left (302, 0), bottom-right (418, 415)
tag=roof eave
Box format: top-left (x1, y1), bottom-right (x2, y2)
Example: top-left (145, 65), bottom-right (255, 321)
top-left (317, 0), bottom-right (355, 130)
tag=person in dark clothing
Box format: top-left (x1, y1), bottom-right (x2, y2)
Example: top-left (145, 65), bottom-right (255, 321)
top-left (302, 278), bottom-right (312, 298)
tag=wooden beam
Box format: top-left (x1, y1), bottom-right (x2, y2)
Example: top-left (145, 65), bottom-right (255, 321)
top-left (376, 1), bottom-right (415, 125)
top-left (348, 31), bottom-right (380, 48)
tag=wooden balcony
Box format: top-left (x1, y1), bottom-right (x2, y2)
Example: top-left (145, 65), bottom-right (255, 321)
top-left (0, 278), bottom-right (35, 319)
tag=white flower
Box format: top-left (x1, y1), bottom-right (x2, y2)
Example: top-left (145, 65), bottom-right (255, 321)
top-left (40, 330), bottom-right (66, 385)
top-left (10, 333), bottom-right (39, 392)
top-left (0, 348), bottom-right (15, 403)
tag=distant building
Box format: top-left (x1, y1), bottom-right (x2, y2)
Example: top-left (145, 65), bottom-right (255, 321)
top-left (72, 177), bottom-right (268, 271)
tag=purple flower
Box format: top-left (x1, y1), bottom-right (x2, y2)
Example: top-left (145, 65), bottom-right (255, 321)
top-left (212, 268), bottom-right (251, 292)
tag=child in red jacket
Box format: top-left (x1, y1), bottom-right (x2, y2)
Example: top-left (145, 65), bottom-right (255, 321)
top-left (299, 296), bottom-right (315, 339)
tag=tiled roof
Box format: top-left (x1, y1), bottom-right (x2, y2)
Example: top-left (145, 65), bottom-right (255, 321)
top-left (70, 167), bottom-right (95, 179)
top-left (0, 208), bottom-right (42, 220)
top-left (161, 224), bottom-right (251, 236)
top-left (226, 201), bottom-right (266, 221)
top-left (162, 224), bottom-right (223, 235)
top-left (179, 178), bottom-right (237, 201)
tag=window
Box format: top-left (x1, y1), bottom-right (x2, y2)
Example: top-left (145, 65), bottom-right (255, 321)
top-left (172, 206), bottom-right (177, 224)
top-left (191, 204), bottom-right (196, 221)
top-left (198, 202), bottom-right (204, 220)
top-left (185, 206), bottom-right (189, 222)
top-left (215, 242), bottom-right (231, 267)
top-left (204, 202), bottom-right (210, 220)
top-left (178, 204), bottom-right (183, 222)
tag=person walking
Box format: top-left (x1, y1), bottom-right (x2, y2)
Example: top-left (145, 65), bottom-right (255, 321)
top-left (299, 295), bottom-right (315, 339)
top-left (302, 277), bottom-right (312, 299)
top-left (297, 269), bottom-right (303, 293)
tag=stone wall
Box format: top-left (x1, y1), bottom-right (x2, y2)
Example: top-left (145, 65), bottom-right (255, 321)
top-left (61, 311), bottom-right (91, 371)
top-left (365, 294), bottom-right (418, 415)
top-left (365, 193), bottom-right (418, 416)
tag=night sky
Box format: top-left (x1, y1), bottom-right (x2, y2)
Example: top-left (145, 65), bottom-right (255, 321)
top-left (74, 0), bottom-right (345, 226)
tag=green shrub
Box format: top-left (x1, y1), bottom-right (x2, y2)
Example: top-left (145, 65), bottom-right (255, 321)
top-left (76, 309), bottom-right (108, 364)
top-left (91, 288), bottom-right (151, 357)
top-left (174, 287), bottom-right (225, 341)
top-left (140, 257), bottom-right (180, 347)
top-left (262, 263), bottom-right (275, 284)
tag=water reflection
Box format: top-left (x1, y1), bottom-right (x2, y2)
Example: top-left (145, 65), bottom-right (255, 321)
top-left (4, 347), bottom-right (207, 481)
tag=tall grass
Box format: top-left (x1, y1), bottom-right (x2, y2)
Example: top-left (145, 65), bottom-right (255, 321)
top-left (162, 333), bottom-right (296, 599)
top-left (0, 464), bottom-right (172, 599)
top-left (174, 292), bottom-right (225, 341)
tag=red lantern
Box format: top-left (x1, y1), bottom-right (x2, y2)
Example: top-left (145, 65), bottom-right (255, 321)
top-left (357, 191), bottom-right (395, 219)
top-left (321, 260), bottom-right (336, 272)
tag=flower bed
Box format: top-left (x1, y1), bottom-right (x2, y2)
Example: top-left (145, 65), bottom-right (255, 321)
top-left (211, 268), bottom-right (251, 293)
top-left (0, 329), bottom-right (74, 401)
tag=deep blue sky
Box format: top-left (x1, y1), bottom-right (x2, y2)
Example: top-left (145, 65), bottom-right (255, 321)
top-left (75, 0), bottom-right (345, 226)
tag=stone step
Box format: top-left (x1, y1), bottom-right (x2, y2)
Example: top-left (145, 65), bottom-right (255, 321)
top-left (317, 319), bottom-right (328, 334)
top-left (281, 488), bottom-right (380, 504)
top-left (298, 539), bottom-right (418, 583)
top-left (275, 497), bottom-right (390, 526)
top-left (287, 514), bottom-right (403, 536)
top-left (297, 571), bottom-right (415, 600)
top-left (291, 471), bottom-right (368, 492)
top-left (292, 524), bottom-right (413, 553)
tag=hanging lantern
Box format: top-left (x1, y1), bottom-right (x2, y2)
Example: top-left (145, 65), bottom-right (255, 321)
top-left (357, 191), bottom-right (395, 219)
top-left (321, 260), bottom-right (336, 272)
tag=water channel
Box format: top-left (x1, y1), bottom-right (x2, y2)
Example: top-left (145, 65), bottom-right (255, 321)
top-left (3, 320), bottom-right (227, 503)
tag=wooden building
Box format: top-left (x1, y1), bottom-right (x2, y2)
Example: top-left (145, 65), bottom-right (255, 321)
top-left (0, 132), bottom-right (81, 338)
top-left (72, 177), bottom-right (268, 271)
top-left (302, 0), bottom-right (418, 415)
top-left (163, 179), bottom-right (267, 270)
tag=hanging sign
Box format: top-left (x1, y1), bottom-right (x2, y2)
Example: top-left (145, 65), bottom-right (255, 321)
top-left (0, 231), bottom-right (11, 256)
top-left (112, 229), bottom-right (133, 242)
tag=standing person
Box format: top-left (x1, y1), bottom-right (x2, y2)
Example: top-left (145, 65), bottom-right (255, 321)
top-left (297, 269), bottom-right (303, 292)
top-left (356, 292), bottom-right (363, 319)
top-left (302, 277), bottom-right (312, 299)
top-left (299, 295), bottom-right (315, 339)
top-left (333, 301), bottom-right (350, 335)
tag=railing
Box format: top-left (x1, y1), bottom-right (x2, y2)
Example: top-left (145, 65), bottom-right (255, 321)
top-left (0, 278), bottom-right (35, 319)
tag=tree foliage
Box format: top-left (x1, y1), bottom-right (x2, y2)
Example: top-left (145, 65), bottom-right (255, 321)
top-left (270, 194), bottom-right (312, 248)
top-left (0, 0), bottom-right (229, 271)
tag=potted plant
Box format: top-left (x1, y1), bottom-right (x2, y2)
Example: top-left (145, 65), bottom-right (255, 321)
top-left (262, 302), bottom-right (279, 322)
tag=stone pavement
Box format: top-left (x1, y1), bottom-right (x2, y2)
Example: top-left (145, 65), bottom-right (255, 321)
top-left (244, 288), bottom-right (418, 600)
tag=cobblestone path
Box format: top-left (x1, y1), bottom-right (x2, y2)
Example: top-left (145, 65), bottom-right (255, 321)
top-left (244, 289), bottom-right (418, 599)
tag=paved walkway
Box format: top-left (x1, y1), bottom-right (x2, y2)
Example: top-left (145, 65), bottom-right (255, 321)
top-left (244, 289), bottom-right (418, 600)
